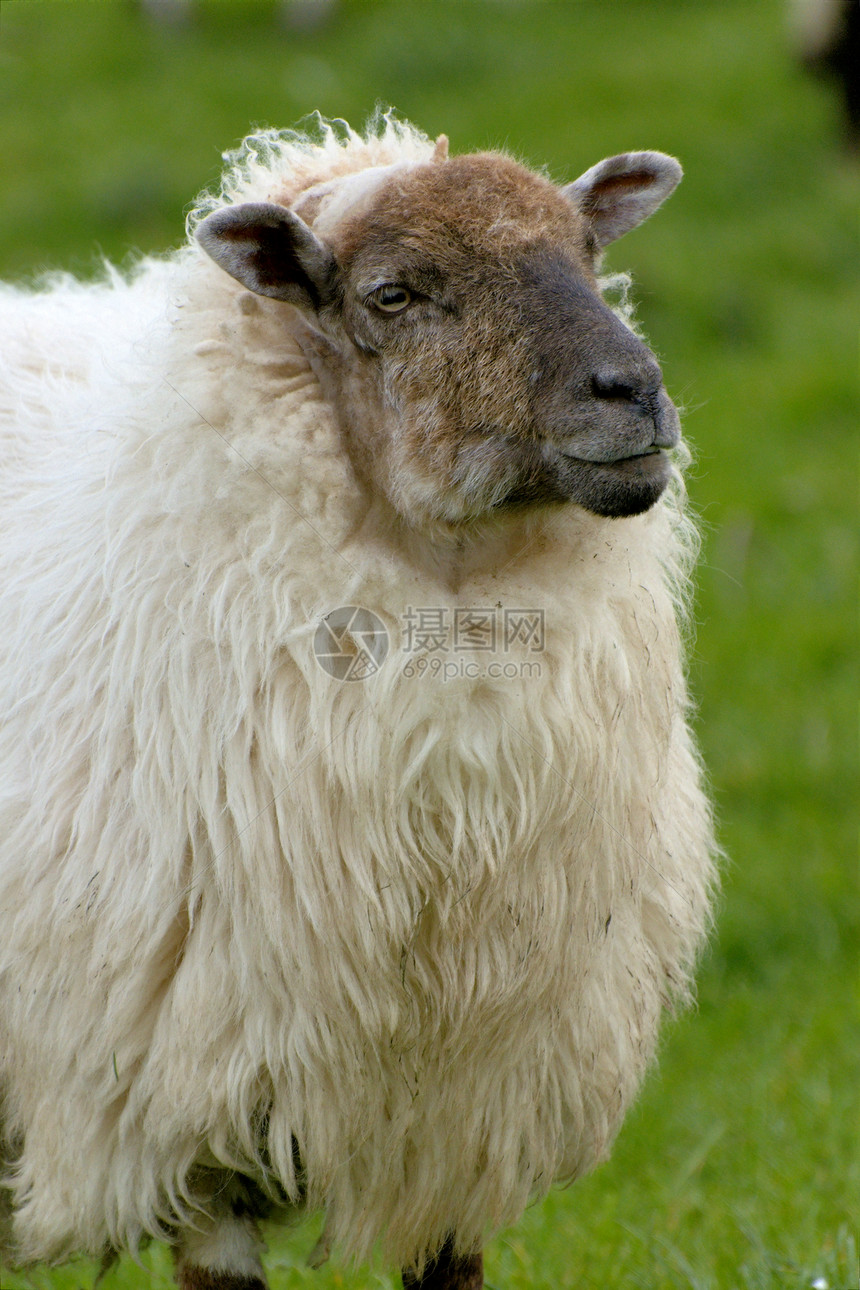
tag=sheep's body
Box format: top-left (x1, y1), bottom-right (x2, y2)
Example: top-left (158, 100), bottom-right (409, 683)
top-left (0, 120), bottom-right (716, 1284)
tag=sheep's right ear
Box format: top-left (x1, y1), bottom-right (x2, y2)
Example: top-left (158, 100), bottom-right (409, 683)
top-left (195, 202), bottom-right (338, 312)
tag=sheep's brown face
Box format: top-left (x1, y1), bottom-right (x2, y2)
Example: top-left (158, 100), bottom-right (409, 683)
top-left (196, 148), bottom-right (683, 528)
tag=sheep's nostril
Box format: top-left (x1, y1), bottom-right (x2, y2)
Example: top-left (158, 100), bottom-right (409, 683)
top-left (592, 373), bottom-right (636, 402)
top-left (592, 369), bottom-right (660, 406)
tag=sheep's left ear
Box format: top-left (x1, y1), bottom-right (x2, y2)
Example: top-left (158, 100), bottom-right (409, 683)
top-left (563, 151), bottom-right (682, 250)
top-left (195, 202), bottom-right (338, 312)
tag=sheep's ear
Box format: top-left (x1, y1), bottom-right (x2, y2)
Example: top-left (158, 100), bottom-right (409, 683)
top-left (563, 151), bottom-right (682, 250)
top-left (195, 202), bottom-right (338, 312)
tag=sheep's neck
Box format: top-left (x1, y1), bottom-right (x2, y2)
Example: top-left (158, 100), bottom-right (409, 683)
top-left (394, 508), bottom-right (555, 592)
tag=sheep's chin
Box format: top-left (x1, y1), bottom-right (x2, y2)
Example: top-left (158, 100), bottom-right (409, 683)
top-left (385, 450), bottom-right (671, 530)
top-left (495, 447), bottom-right (673, 519)
top-left (569, 449), bottom-right (674, 518)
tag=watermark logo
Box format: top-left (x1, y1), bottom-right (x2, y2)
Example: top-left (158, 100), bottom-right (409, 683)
top-left (313, 606), bottom-right (389, 681)
top-left (314, 605), bottom-right (545, 682)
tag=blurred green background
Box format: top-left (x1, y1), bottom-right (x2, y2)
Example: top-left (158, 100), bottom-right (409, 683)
top-left (0, 1), bottom-right (856, 1287)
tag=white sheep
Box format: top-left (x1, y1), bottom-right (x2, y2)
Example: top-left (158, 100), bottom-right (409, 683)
top-left (0, 117), bottom-right (717, 1290)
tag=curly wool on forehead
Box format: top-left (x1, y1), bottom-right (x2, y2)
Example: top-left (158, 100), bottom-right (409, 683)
top-left (333, 153), bottom-right (587, 265)
top-left (187, 114), bottom-right (439, 236)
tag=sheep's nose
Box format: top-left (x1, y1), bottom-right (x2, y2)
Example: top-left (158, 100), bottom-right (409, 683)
top-left (590, 360), bottom-right (680, 451)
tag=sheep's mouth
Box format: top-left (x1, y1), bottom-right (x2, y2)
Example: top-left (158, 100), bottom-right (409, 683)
top-left (564, 446), bottom-right (673, 515)
top-left (565, 444), bottom-right (664, 466)
top-left (496, 443), bottom-right (672, 518)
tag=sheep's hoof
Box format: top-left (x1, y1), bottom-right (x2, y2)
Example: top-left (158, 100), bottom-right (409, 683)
top-left (176, 1270), bottom-right (269, 1290)
top-left (401, 1238), bottom-right (483, 1290)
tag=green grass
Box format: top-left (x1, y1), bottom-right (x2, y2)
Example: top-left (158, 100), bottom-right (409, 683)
top-left (0, 1), bottom-right (857, 1287)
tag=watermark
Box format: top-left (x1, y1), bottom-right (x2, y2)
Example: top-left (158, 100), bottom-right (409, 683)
top-left (402, 607), bottom-right (545, 654)
top-left (313, 605), bottom-right (389, 681)
top-left (402, 656), bottom-right (543, 682)
top-left (313, 605), bottom-right (545, 682)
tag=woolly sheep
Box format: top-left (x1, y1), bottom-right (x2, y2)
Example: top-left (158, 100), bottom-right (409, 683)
top-left (0, 117), bottom-right (717, 1290)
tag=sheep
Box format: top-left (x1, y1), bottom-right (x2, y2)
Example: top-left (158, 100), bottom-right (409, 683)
top-left (0, 116), bottom-right (717, 1290)
top-left (789, 0), bottom-right (859, 150)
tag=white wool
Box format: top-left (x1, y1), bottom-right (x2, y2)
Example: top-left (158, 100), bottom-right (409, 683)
top-left (0, 118), bottom-right (716, 1273)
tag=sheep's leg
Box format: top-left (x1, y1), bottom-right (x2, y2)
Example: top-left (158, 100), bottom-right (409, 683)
top-left (401, 1238), bottom-right (484, 1290)
top-left (174, 1175), bottom-right (269, 1290)
top-left (175, 1215), bottom-right (268, 1290)
top-left (174, 1216), bottom-right (268, 1290)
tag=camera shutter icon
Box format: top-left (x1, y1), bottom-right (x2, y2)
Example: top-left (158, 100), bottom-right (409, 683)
top-left (313, 606), bottom-right (389, 681)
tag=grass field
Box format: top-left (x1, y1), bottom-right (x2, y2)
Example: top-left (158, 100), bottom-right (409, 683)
top-left (0, 2), bottom-right (857, 1287)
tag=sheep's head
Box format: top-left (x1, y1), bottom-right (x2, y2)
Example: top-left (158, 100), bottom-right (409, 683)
top-left (196, 143), bottom-right (683, 528)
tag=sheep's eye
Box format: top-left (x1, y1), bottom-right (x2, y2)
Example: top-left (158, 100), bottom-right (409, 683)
top-left (369, 285), bottom-right (412, 314)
